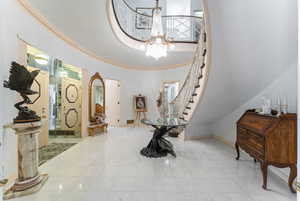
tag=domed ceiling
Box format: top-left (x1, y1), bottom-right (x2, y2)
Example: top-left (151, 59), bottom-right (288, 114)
top-left (23, 0), bottom-right (198, 70)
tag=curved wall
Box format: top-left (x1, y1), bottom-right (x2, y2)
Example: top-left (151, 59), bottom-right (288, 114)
top-left (0, 0), bottom-right (188, 182)
top-left (0, 0), bottom-right (7, 195)
top-left (186, 0), bottom-right (298, 138)
top-left (107, 0), bottom-right (198, 53)
top-left (21, 0), bottom-right (194, 70)
top-left (1, 0), bottom-right (297, 192)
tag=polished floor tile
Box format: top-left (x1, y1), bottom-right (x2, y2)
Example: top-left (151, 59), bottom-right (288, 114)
top-left (13, 127), bottom-right (296, 201)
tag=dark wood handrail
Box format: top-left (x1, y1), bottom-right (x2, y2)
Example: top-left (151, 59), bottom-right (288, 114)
top-left (112, 0), bottom-right (145, 43)
top-left (120, 0), bottom-right (202, 19)
top-left (111, 0), bottom-right (202, 44)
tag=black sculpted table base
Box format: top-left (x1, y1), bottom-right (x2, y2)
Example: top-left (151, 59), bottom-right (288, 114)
top-left (141, 126), bottom-right (176, 158)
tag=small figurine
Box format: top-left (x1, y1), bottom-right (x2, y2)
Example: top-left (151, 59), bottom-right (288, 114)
top-left (94, 112), bottom-right (106, 124)
top-left (281, 96), bottom-right (288, 114)
top-left (271, 109), bottom-right (278, 116)
top-left (260, 97), bottom-right (271, 115)
top-left (3, 62), bottom-right (41, 123)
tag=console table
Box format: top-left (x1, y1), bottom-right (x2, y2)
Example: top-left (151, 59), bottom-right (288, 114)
top-left (235, 111), bottom-right (297, 193)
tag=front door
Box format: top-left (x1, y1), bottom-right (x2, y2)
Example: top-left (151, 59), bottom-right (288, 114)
top-left (26, 66), bottom-right (49, 147)
top-left (60, 77), bottom-right (82, 137)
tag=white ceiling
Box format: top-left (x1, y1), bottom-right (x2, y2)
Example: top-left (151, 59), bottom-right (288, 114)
top-left (26, 0), bottom-right (195, 69)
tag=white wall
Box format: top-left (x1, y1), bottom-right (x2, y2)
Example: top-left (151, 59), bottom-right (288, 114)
top-left (125, 0), bottom-right (202, 16)
top-left (186, 0), bottom-right (298, 184)
top-left (166, 0), bottom-right (191, 15)
top-left (127, 0), bottom-right (167, 15)
top-left (1, 0), bottom-right (19, 189)
top-left (0, 0), bottom-right (188, 184)
top-left (212, 65), bottom-right (297, 143)
top-left (297, 0), bottom-right (300, 200)
top-left (186, 0), bottom-right (297, 138)
top-left (191, 0), bottom-right (202, 13)
top-left (85, 67), bottom-right (188, 125)
top-left (0, 0), bottom-right (5, 199)
top-left (211, 65), bottom-right (297, 181)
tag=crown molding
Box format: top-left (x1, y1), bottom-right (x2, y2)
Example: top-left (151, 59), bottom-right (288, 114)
top-left (17, 0), bottom-right (191, 71)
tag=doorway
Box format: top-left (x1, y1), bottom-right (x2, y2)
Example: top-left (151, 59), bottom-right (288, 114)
top-left (162, 81), bottom-right (179, 118)
top-left (25, 45), bottom-right (82, 165)
top-left (48, 62), bottom-right (83, 140)
top-left (105, 79), bottom-right (121, 127)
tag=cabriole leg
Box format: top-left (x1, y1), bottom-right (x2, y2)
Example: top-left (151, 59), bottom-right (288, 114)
top-left (235, 142), bottom-right (240, 160)
top-left (260, 162), bottom-right (268, 190)
top-left (288, 164), bottom-right (297, 193)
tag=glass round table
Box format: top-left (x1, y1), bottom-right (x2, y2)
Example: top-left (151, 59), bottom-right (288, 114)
top-left (140, 118), bottom-right (188, 158)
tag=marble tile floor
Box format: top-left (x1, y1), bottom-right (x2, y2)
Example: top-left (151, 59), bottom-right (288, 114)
top-left (13, 127), bottom-right (296, 201)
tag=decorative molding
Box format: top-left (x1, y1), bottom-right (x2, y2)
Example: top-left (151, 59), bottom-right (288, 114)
top-left (17, 0), bottom-right (191, 71)
top-left (65, 84), bottom-right (79, 103)
top-left (65, 108), bottom-right (79, 129)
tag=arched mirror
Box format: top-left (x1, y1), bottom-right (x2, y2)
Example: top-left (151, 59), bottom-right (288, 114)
top-left (89, 73), bottom-right (105, 123)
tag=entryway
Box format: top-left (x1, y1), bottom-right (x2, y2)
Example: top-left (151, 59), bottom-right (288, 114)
top-left (24, 44), bottom-right (83, 165)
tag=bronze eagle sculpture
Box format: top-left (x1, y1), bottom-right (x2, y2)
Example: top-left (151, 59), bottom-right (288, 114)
top-left (3, 62), bottom-right (41, 123)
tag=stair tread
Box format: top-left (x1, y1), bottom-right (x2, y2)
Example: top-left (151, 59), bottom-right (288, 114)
top-left (202, 49), bottom-right (207, 56)
top-left (204, 32), bottom-right (207, 42)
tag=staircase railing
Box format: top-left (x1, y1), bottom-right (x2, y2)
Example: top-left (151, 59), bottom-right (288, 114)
top-left (170, 21), bottom-right (207, 121)
top-left (112, 0), bottom-right (202, 43)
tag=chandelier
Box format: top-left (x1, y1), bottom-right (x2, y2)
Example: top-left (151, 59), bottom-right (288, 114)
top-left (144, 0), bottom-right (174, 60)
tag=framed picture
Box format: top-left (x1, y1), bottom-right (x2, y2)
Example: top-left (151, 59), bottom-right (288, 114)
top-left (134, 95), bottom-right (147, 112)
top-left (135, 8), bottom-right (153, 30)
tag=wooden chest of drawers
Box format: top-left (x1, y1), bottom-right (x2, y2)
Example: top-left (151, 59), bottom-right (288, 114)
top-left (235, 111), bottom-right (297, 193)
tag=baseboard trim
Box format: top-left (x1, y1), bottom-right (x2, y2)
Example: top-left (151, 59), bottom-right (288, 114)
top-left (213, 136), bottom-right (235, 148)
top-left (184, 136), bottom-right (212, 141)
top-left (212, 135), bottom-right (290, 184)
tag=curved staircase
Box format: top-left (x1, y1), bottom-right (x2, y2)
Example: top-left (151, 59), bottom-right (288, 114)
top-left (110, 0), bottom-right (210, 136)
top-left (109, 0), bottom-right (202, 51)
top-left (171, 22), bottom-right (209, 123)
